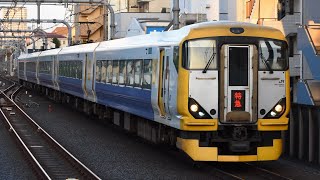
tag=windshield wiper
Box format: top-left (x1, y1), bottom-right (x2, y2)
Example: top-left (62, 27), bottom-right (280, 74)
top-left (202, 52), bottom-right (216, 73)
top-left (259, 45), bottom-right (273, 74)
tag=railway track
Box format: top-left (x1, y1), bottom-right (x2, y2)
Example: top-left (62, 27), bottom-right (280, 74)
top-left (0, 84), bottom-right (100, 180)
top-left (206, 161), bottom-right (294, 180)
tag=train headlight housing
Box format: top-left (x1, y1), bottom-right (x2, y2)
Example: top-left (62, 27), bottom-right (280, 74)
top-left (190, 104), bottom-right (198, 112)
top-left (188, 98), bottom-right (212, 119)
top-left (264, 98), bottom-right (286, 119)
top-left (274, 104), bottom-right (283, 113)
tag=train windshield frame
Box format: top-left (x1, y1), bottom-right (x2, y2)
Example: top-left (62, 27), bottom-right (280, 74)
top-left (183, 38), bottom-right (218, 70)
top-left (258, 39), bottom-right (288, 71)
top-left (182, 37), bottom-right (288, 71)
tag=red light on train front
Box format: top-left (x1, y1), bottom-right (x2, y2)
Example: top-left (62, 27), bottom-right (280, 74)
top-left (231, 90), bottom-right (245, 111)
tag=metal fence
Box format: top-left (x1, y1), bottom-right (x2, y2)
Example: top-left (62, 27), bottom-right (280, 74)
top-left (283, 104), bottom-right (320, 163)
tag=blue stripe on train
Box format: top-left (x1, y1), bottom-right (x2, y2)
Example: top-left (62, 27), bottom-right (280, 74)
top-left (39, 73), bottom-right (54, 88)
top-left (95, 82), bottom-right (154, 120)
top-left (58, 77), bottom-right (84, 98)
top-left (26, 71), bottom-right (37, 84)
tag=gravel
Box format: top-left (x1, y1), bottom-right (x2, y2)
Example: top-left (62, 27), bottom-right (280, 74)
top-left (16, 89), bottom-right (320, 180)
top-left (0, 112), bottom-right (36, 179)
top-left (17, 90), bottom-right (223, 179)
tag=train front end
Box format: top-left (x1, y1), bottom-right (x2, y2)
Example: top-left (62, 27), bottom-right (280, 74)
top-left (176, 23), bottom-right (290, 162)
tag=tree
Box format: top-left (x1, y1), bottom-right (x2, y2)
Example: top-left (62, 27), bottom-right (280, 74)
top-left (52, 37), bottom-right (61, 48)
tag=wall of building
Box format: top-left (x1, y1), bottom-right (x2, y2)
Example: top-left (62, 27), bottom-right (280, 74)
top-left (114, 12), bottom-right (171, 39)
top-left (174, 0), bottom-right (219, 21)
top-left (0, 7), bottom-right (28, 37)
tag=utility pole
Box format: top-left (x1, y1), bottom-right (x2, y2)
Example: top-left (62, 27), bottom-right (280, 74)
top-left (173, 0), bottom-right (180, 30)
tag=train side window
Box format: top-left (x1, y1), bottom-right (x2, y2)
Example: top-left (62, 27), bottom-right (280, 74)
top-left (73, 61), bottom-right (78, 78)
top-left (101, 60), bottom-right (107, 83)
top-left (72, 61), bottom-right (75, 78)
top-left (112, 60), bottom-right (119, 84)
top-left (142, 59), bottom-right (152, 89)
top-left (119, 60), bottom-right (126, 85)
top-left (134, 60), bottom-right (142, 87)
top-left (64, 61), bottom-right (67, 77)
top-left (19, 62), bottom-right (24, 74)
top-left (96, 60), bottom-right (102, 82)
top-left (74, 61), bottom-right (78, 78)
top-left (68, 61), bottom-right (72, 77)
top-left (48, 61), bottom-right (52, 74)
top-left (78, 61), bottom-right (83, 79)
top-left (173, 46), bottom-right (179, 72)
top-left (107, 60), bottom-right (113, 83)
top-left (70, 61), bottom-right (75, 78)
top-left (39, 62), bottom-right (43, 73)
top-left (66, 61), bottom-right (70, 77)
top-left (62, 61), bottom-right (66, 76)
top-left (126, 60), bottom-right (134, 86)
top-left (59, 61), bottom-right (62, 76)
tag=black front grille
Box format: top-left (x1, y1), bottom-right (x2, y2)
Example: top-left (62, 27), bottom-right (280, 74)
top-left (229, 47), bottom-right (249, 86)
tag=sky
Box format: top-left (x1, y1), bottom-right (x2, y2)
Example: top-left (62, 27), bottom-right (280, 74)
top-left (26, 4), bottom-right (72, 31)
top-left (0, 3), bottom-right (72, 32)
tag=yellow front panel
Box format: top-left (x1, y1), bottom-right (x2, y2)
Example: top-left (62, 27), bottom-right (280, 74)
top-left (257, 139), bottom-right (282, 161)
top-left (177, 138), bottom-right (218, 161)
top-left (178, 138), bottom-right (283, 162)
top-left (218, 155), bottom-right (257, 162)
top-left (177, 24), bottom-right (288, 132)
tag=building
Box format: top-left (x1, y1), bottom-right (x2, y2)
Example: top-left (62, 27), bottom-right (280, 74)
top-left (73, 5), bottom-right (105, 44)
top-left (72, 0), bottom-right (171, 43)
top-left (52, 27), bottom-right (69, 47)
top-left (0, 7), bottom-right (28, 37)
top-left (26, 32), bottom-right (67, 52)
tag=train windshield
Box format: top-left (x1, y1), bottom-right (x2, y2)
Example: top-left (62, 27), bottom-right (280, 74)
top-left (259, 39), bottom-right (288, 71)
top-left (183, 39), bottom-right (217, 70)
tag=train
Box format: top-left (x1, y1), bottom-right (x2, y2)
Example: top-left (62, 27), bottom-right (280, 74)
top-left (17, 21), bottom-right (290, 162)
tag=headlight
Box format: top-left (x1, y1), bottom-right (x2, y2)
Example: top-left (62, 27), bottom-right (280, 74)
top-left (270, 111), bottom-right (277, 117)
top-left (263, 98), bottom-right (286, 119)
top-left (188, 98), bottom-right (212, 119)
top-left (274, 104), bottom-right (283, 113)
top-left (190, 104), bottom-right (198, 112)
top-left (198, 111), bottom-right (205, 117)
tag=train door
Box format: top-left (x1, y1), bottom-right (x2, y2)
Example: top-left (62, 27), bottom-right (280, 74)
top-left (83, 53), bottom-right (96, 102)
top-left (222, 45), bottom-right (257, 123)
top-left (158, 48), bottom-right (172, 119)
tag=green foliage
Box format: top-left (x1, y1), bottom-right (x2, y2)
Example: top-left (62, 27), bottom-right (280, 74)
top-left (52, 37), bottom-right (61, 48)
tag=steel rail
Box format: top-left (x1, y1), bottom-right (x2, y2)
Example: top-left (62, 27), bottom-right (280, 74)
top-left (0, 85), bottom-right (101, 179)
top-left (0, 89), bottom-right (51, 179)
top-left (10, 86), bottom-right (101, 179)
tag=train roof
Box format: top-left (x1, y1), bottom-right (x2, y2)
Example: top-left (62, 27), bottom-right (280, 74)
top-left (38, 48), bottom-right (62, 57)
top-left (58, 42), bottom-right (100, 55)
top-left (18, 21), bottom-right (284, 59)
